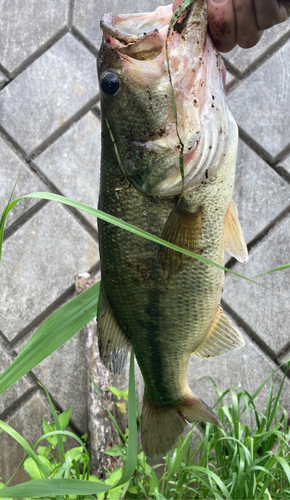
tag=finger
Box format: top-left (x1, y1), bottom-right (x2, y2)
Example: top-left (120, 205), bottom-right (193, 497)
top-left (254, 0), bottom-right (290, 30)
top-left (207, 0), bottom-right (237, 53)
top-left (233, 0), bottom-right (263, 48)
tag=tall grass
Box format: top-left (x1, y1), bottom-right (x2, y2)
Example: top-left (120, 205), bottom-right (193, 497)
top-left (0, 362), bottom-right (289, 499)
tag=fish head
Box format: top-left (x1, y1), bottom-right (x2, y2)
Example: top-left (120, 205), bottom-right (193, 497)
top-left (98, 0), bottom-right (238, 196)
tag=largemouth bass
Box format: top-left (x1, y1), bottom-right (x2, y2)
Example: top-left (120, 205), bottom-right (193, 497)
top-left (97, 0), bottom-right (248, 458)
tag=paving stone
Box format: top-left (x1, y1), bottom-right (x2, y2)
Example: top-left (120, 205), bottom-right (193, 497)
top-left (225, 70), bottom-right (235, 86)
top-left (223, 213), bottom-right (290, 356)
top-left (279, 349), bottom-right (290, 364)
top-left (34, 112), bottom-right (101, 229)
top-left (278, 349), bottom-right (290, 364)
top-left (0, 34), bottom-right (99, 156)
top-left (16, 329), bottom-right (88, 435)
top-left (0, 0), bottom-right (69, 76)
top-left (0, 390), bottom-right (51, 485)
top-left (0, 70), bottom-right (8, 90)
top-left (188, 322), bottom-right (290, 416)
top-left (0, 337), bottom-right (34, 416)
top-left (228, 39), bottom-right (290, 158)
top-left (0, 202), bottom-right (99, 342)
top-left (278, 153), bottom-right (290, 175)
top-left (0, 137), bottom-right (48, 229)
top-left (73, 0), bottom-right (172, 50)
top-left (232, 141), bottom-right (290, 244)
top-left (224, 19), bottom-right (290, 73)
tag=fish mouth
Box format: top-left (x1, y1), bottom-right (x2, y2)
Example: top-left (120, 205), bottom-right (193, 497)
top-left (100, 2), bottom-right (237, 196)
top-left (100, 5), bottom-right (172, 60)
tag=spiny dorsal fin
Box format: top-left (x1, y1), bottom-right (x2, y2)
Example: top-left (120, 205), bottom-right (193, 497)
top-left (224, 199), bottom-right (248, 263)
top-left (192, 306), bottom-right (245, 358)
top-left (159, 202), bottom-right (203, 273)
top-left (97, 284), bottom-right (130, 374)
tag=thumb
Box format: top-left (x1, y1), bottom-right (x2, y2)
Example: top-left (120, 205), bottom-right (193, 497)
top-left (207, 0), bottom-right (237, 53)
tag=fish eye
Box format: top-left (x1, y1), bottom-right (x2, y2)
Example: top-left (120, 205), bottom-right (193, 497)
top-left (101, 72), bottom-right (120, 97)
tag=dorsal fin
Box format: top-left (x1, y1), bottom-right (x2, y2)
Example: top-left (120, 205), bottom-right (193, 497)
top-left (224, 200), bottom-right (248, 263)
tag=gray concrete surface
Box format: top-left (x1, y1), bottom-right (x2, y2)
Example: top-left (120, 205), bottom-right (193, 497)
top-left (0, 0), bottom-right (290, 486)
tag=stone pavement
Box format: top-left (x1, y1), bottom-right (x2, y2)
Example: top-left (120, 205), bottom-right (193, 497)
top-left (0, 0), bottom-right (290, 486)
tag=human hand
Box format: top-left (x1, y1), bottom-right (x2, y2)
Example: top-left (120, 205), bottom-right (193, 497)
top-left (207, 0), bottom-right (290, 52)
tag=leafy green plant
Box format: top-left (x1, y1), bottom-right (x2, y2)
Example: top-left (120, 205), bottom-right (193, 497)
top-left (108, 386), bottom-right (129, 439)
top-left (0, 349), bottom-right (137, 498)
top-left (1, 363), bottom-right (289, 499)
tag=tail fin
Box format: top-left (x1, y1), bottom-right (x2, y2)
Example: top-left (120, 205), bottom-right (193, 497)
top-left (141, 392), bottom-right (222, 459)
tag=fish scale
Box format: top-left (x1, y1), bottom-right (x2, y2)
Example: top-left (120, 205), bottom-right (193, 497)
top-left (97, 0), bottom-right (248, 458)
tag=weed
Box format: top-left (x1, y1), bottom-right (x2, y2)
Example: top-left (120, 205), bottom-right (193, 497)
top-left (0, 363), bottom-right (289, 499)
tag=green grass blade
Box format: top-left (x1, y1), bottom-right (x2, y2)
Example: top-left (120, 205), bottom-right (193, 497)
top-left (116, 349), bottom-right (137, 486)
top-left (40, 384), bottom-right (65, 464)
top-left (167, 424), bottom-right (195, 484)
top-left (213, 436), bottom-right (253, 466)
top-left (230, 390), bottom-right (240, 438)
top-left (54, 449), bottom-right (83, 478)
top-left (249, 463), bottom-right (277, 482)
top-left (275, 456), bottom-right (290, 483)
top-left (185, 465), bottom-right (230, 499)
top-left (0, 421), bottom-right (50, 478)
top-left (253, 263), bottom-right (290, 277)
top-left (257, 475), bottom-right (274, 500)
top-left (0, 280), bottom-right (100, 395)
top-left (33, 430), bottom-right (89, 454)
top-left (0, 478), bottom-right (113, 498)
top-left (0, 166), bottom-right (22, 231)
top-left (0, 192), bottom-right (273, 288)
top-left (0, 198), bottom-right (19, 261)
top-left (242, 361), bottom-right (290, 415)
top-left (268, 363), bottom-right (289, 429)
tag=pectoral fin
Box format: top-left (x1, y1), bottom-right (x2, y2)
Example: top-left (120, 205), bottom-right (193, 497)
top-left (160, 202), bottom-right (203, 273)
top-left (97, 284), bottom-right (130, 374)
top-left (224, 200), bottom-right (248, 263)
top-left (192, 307), bottom-right (245, 358)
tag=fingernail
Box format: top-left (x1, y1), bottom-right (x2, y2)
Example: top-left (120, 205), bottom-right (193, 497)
top-left (211, 0), bottom-right (226, 4)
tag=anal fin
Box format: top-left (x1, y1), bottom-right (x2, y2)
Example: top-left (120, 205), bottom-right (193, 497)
top-left (159, 201), bottom-right (203, 273)
top-left (192, 307), bottom-right (245, 358)
top-left (224, 199), bottom-right (248, 263)
top-left (97, 284), bottom-right (130, 374)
